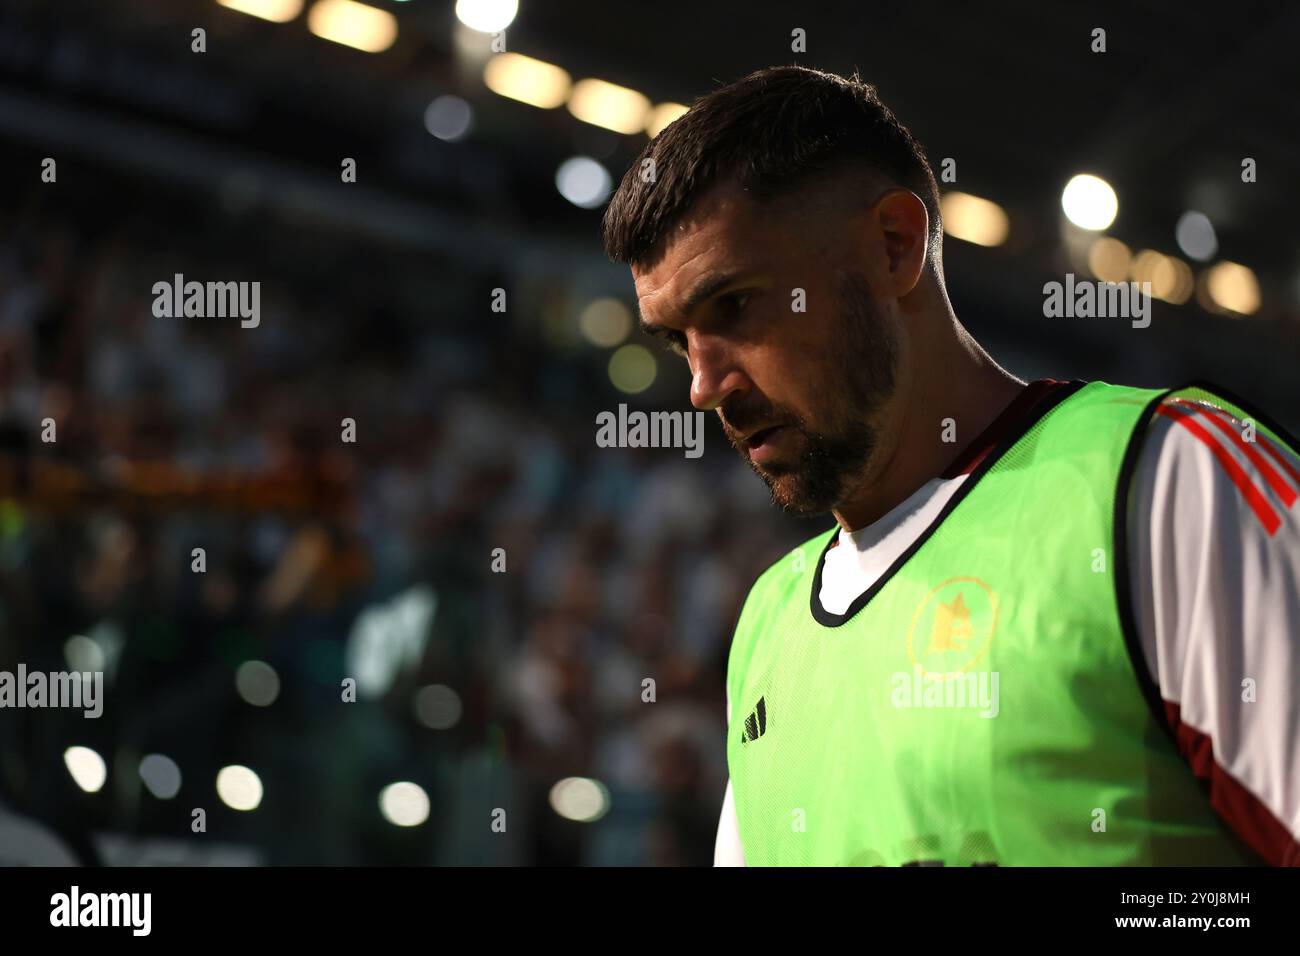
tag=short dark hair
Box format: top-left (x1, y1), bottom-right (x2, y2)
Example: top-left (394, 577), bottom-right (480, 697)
top-left (601, 65), bottom-right (942, 268)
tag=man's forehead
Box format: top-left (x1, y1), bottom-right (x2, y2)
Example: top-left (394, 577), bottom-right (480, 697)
top-left (632, 181), bottom-right (759, 297)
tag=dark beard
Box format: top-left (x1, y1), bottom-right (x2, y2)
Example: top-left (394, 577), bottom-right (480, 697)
top-left (727, 271), bottom-right (898, 515)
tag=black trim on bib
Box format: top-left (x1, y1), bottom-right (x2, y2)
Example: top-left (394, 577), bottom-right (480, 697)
top-left (1112, 385), bottom-right (1179, 748)
top-left (809, 378), bottom-right (1088, 628)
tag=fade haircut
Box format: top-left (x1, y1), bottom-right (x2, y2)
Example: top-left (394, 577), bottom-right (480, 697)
top-left (602, 65), bottom-right (943, 269)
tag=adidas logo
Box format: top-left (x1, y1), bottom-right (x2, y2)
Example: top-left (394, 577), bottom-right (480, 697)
top-left (740, 696), bottom-right (767, 743)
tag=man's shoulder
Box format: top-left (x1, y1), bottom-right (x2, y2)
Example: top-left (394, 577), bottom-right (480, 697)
top-left (1129, 380), bottom-right (1300, 527)
top-left (1007, 379), bottom-right (1163, 446)
top-left (1125, 380), bottom-right (1300, 463)
top-left (1049, 380), bottom-right (1298, 464)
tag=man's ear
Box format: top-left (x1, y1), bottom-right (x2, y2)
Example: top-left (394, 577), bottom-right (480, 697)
top-left (873, 188), bottom-right (929, 297)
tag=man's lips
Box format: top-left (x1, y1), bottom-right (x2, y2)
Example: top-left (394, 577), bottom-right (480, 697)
top-left (744, 425), bottom-right (784, 448)
top-left (744, 425), bottom-right (791, 464)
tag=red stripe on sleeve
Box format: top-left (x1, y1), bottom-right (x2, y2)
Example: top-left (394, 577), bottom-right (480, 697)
top-left (1171, 399), bottom-right (1297, 507)
top-left (1258, 435), bottom-right (1300, 489)
top-left (1156, 404), bottom-right (1281, 536)
top-left (1163, 701), bottom-right (1300, 866)
top-left (1201, 404), bottom-right (1300, 490)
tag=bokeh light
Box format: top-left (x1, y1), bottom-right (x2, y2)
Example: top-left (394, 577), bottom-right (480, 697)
top-left (555, 156), bottom-right (612, 209)
top-left (139, 754), bottom-right (183, 800)
top-left (548, 777), bottom-right (609, 822)
top-left (608, 344), bottom-right (656, 393)
top-left (567, 78), bottom-right (651, 135)
top-left (579, 298), bottom-right (633, 347)
top-left (379, 782), bottom-right (430, 826)
top-left (1175, 211), bottom-right (1218, 262)
top-left (940, 191), bottom-right (1009, 247)
top-left (63, 634), bottom-right (105, 673)
top-left (216, 765), bottom-right (264, 811)
top-left (235, 659), bottom-right (281, 707)
top-left (646, 102), bottom-right (689, 137)
top-left (454, 0), bottom-right (518, 33)
top-left (424, 95), bottom-right (474, 142)
top-left (484, 53), bottom-right (571, 109)
top-left (413, 684), bottom-right (462, 730)
top-left (1087, 237), bottom-right (1132, 283)
top-left (1204, 261), bottom-right (1261, 315)
top-left (1062, 174), bottom-right (1118, 231)
top-left (63, 746), bottom-right (107, 793)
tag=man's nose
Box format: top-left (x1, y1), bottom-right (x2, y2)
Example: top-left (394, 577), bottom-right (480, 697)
top-left (688, 334), bottom-right (748, 411)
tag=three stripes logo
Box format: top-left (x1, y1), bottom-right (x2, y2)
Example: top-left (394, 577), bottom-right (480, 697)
top-left (740, 696), bottom-right (767, 744)
top-left (1157, 396), bottom-right (1300, 537)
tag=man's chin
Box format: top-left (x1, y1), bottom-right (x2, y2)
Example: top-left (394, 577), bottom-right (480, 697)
top-left (755, 468), bottom-right (841, 517)
top-left (736, 429), bottom-right (872, 517)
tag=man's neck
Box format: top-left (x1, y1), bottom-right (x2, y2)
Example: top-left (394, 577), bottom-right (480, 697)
top-left (831, 329), bottom-right (1025, 533)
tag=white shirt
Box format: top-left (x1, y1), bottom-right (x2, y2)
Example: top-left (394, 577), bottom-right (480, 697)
top-left (715, 388), bottom-right (1300, 866)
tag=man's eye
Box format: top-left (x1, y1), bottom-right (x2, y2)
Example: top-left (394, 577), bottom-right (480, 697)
top-left (666, 330), bottom-right (688, 355)
top-left (719, 292), bottom-right (751, 315)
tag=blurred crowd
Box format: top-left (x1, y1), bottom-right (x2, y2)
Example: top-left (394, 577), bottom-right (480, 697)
top-left (0, 171), bottom-right (815, 865)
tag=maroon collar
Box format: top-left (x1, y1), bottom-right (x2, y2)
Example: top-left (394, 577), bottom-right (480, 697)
top-left (940, 379), bottom-right (1068, 479)
top-left (826, 378), bottom-right (1070, 552)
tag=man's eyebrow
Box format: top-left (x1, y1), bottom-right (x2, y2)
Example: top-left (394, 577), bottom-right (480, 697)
top-left (638, 270), bottom-right (744, 337)
top-left (638, 316), bottom-right (677, 340)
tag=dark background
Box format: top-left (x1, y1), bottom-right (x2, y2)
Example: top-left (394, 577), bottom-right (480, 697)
top-left (0, 0), bottom-right (1296, 865)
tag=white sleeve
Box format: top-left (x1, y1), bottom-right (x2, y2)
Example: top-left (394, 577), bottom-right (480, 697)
top-left (1129, 394), bottom-right (1300, 865)
top-left (714, 779), bottom-right (746, 866)
top-left (714, 687), bottom-right (746, 866)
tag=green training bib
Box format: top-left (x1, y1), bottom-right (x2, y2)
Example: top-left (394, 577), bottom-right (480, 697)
top-left (726, 380), bottom-right (1291, 865)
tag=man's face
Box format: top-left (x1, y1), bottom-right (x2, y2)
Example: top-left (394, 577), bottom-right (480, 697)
top-left (632, 177), bottom-right (904, 516)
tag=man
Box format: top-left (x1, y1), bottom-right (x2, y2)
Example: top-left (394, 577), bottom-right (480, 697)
top-left (602, 65), bottom-right (1300, 865)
